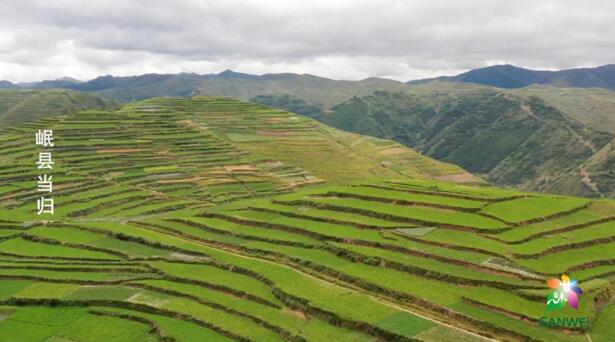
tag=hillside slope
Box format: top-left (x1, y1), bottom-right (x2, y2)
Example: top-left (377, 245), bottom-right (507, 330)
top-left (510, 85), bottom-right (615, 134)
top-left (409, 64), bottom-right (615, 90)
top-left (0, 97), bottom-right (613, 341)
top-left (254, 87), bottom-right (615, 197)
top-left (0, 96), bottom-right (472, 221)
top-left (546, 138), bottom-right (615, 197)
top-left (0, 89), bottom-right (117, 125)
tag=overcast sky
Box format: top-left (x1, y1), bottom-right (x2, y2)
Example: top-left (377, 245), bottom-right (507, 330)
top-left (1, 0), bottom-right (614, 82)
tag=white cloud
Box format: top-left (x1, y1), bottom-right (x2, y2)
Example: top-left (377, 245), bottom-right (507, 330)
top-left (0, 0), bottom-right (613, 82)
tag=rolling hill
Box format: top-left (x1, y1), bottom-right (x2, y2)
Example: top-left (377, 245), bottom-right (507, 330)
top-left (409, 64), bottom-right (615, 90)
top-left (0, 97), bottom-right (614, 341)
top-left (253, 85), bottom-right (615, 198)
top-left (0, 89), bottom-right (118, 125)
top-left (0, 81), bottom-right (18, 89)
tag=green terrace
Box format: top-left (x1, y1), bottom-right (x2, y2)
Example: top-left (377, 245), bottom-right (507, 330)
top-left (0, 97), bottom-right (613, 341)
top-left (0, 97), bottom-right (471, 220)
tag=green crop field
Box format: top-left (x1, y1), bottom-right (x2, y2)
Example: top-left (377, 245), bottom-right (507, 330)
top-left (0, 97), bottom-right (613, 341)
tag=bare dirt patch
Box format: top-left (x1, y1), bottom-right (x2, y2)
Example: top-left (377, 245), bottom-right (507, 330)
top-left (580, 167), bottom-right (602, 196)
top-left (380, 147), bottom-right (409, 155)
top-left (434, 173), bottom-right (480, 184)
top-left (482, 258), bottom-right (543, 280)
top-left (176, 119), bottom-right (198, 128)
top-left (0, 309), bottom-right (14, 322)
top-left (127, 292), bottom-right (169, 308)
top-left (266, 118), bottom-right (287, 124)
top-left (224, 164), bottom-right (256, 172)
top-left (170, 252), bottom-right (210, 262)
top-left (137, 106), bottom-right (163, 112)
top-left (261, 160), bottom-right (285, 168)
top-left (282, 308), bottom-right (307, 320)
top-left (286, 177), bottom-right (325, 188)
top-left (105, 171), bottom-right (124, 178)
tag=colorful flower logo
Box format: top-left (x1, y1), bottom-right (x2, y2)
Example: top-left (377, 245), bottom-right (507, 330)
top-left (546, 274), bottom-right (583, 311)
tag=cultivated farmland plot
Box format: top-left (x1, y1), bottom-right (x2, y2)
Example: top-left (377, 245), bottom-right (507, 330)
top-left (0, 97), bottom-right (613, 341)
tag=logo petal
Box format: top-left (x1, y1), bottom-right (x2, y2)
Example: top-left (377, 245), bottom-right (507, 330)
top-left (547, 278), bottom-right (560, 289)
top-left (572, 286), bottom-right (583, 295)
top-left (568, 291), bottom-right (579, 309)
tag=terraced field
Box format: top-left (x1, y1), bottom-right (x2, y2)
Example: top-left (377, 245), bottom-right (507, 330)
top-left (0, 97), bottom-right (469, 220)
top-left (0, 97), bottom-right (614, 341)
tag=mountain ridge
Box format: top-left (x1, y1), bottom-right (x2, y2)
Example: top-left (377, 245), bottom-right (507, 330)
top-left (409, 64), bottom-right (615, 89)
top-left (5, 63), bottom-right (615, 94)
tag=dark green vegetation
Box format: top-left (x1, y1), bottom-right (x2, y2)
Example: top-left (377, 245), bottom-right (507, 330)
top-left (507, 88), bottom-right (615, 197)
top-left (409, 64), bottom-right (615, 90)
top-left (254, 85), bottom-right (615, 198)
top-left (0, 89), bottom-right (117, 125)
top-left (1, 97), bottom-right (614, 341)
top-left (510, 86), bottom-right (615, 134)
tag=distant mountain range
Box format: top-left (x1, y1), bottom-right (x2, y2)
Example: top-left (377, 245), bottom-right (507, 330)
top-left (0, 71), bottom-right (408, 104)
top-left (3, 63), bottom-right (615, 100)
top-left (1, 77), bottom-right (82, 90)
top-left (2, 66), bottom-right (615, 197)
top-left (409, 64), bottom-right (615, 89)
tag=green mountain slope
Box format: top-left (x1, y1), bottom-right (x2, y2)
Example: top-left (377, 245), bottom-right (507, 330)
top-left (0, 97), bottom-right (614, 341)
top-left (510, 85), bottom-right (615, 134)
top-left (545, 138), bottom-right (615, 197)
top-left (255, 86), bottom-right (615, 197)
top-left (0, 89), bottom-right (117, 125)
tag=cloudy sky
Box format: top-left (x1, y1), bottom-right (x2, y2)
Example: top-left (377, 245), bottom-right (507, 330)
top-left (0, 0), bottom-right (613, 82)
